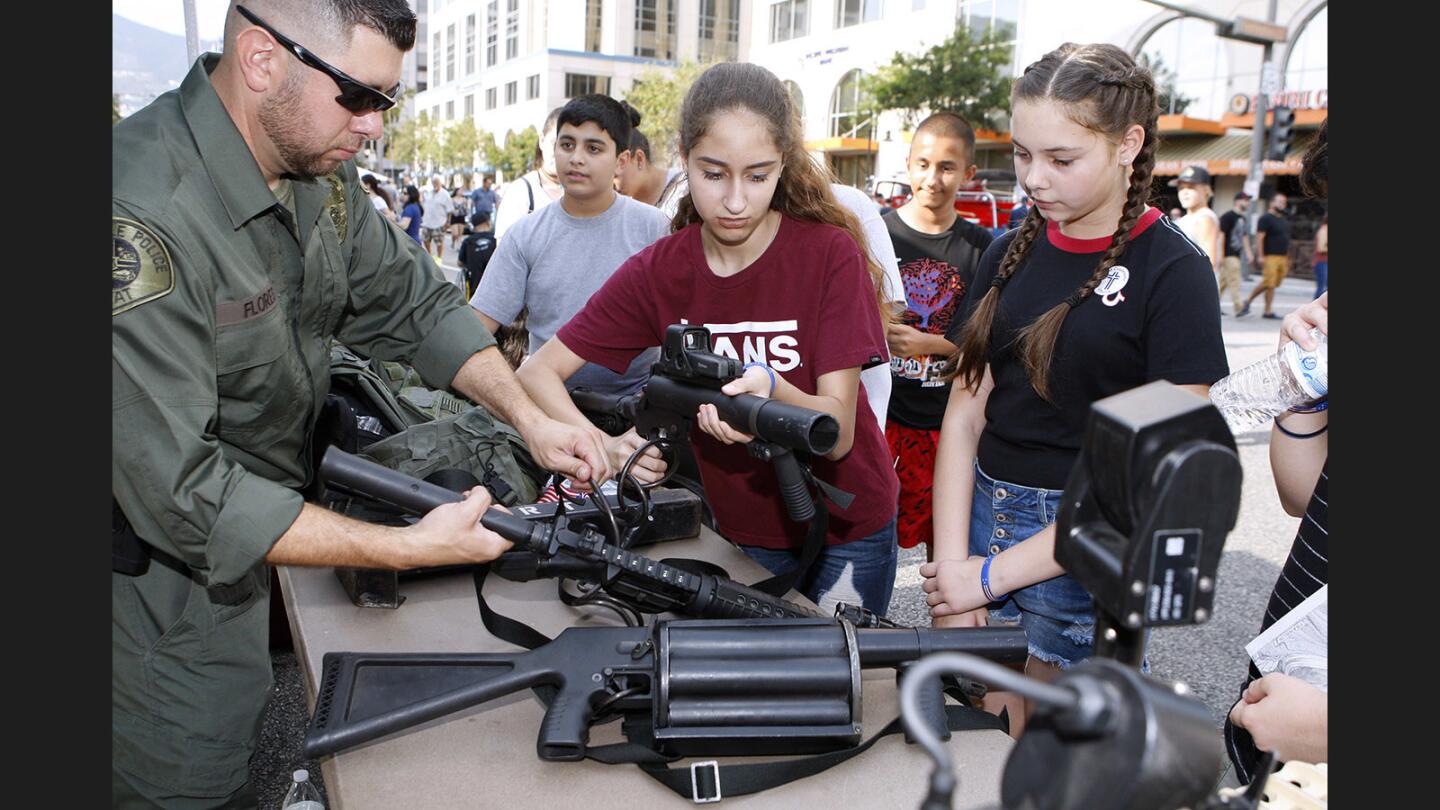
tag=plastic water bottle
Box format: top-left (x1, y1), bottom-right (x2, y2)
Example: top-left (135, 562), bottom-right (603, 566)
top-left (281, 769), bottom-right (325, 810)
top-left (1209, 328), bottom-right (1327, 433)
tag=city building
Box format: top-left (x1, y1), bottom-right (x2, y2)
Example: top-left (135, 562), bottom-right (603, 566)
top-left (401, 0), bottom-right (754, 179)
top-left (747, 0), bottom-right (1327, 211)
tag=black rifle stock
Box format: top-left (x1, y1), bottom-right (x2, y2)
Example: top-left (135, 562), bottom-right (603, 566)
top-left (305, 618), bottom-right (1030, 761)
top-left (319, 447), bottom-right (822, 620)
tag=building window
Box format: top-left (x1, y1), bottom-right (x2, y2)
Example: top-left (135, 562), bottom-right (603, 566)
top-left (769, 0), bottom-right (809, 43)
top-left (527, 74), bottom-right (541, 100)
top-left (486, 88), bottom-right (497, 109)
top-left (586, 0), bottom-right (603, 52)
top-left (465, 94), bottom-right (474, 119)
top-left (431, 105), bottom-right (440, 122)
top-left (783, 79), bottom-right (805, 121)
top-left (446, 23), bottom-right (456, 83)
top-left (634, 0), bottom-right (677, 60)
top-left (506, 0), bottom-right (519, 60)
top-left (829, 69), bottom-right (873, 139)
top-left (505, 81), bottom-right (517, 105)
top-left (958, 0), bottom-right (1021, 75)
top-left (486, 1), bottom-right (498, 66)
top-left (834, 0), bottom-right (881, 29)
top-left (698, 0), bottom-right (740, 62)
top-left (465, 14), bottom-right (476, 74)
top-left (432, 32), bottom-right (442, 84)
top-left (565, 72), bottom-right (611, 98)
top-left (446, 100), bottom-right (454, 120)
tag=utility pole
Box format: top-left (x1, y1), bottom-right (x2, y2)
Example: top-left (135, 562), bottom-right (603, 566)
top-left (1140, 1), bottom-right (1287, 276)
top-left (182, 0), bottom-right (201, 64)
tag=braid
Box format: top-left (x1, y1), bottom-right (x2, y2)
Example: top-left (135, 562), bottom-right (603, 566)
top-left (945, 206), bottom-right (1046, 389)
top-left (1016, 116), bottom-right (1158, 401)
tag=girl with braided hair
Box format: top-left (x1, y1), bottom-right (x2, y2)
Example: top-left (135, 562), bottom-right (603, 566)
top-left (519, 62), bottom-right (901, 614)
top-left (919, 42), bottom-right (1229, 709)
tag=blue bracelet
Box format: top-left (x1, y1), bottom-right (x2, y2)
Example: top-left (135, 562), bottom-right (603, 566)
top-left (981, 555), bottom-right (1004, 603)
top-left (743, 362), bottom-right (778, 397)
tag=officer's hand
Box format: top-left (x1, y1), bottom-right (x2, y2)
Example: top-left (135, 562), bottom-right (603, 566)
top-left (919, 557), bottom-right (989, 617)
top-left (607, 427), bottom-right (667, 484)
top-left (407, 486), bottom-right (513, 566)
top-left (522, 418), bottom-right (612, 488)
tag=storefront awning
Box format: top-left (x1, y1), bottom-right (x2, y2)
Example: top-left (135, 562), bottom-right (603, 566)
top-left (805, 136), bottom-right (879, 154)
top-left (1154, 132), bottom-right (1316, 176)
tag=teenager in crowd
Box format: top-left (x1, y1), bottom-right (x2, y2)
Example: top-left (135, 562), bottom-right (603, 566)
top-left (881, 112), bottom-right (994, 563)
top-left (919, 44), bottom-right (1228, 730)
top-left (471, 95), bottom-right (671, 468)
top-left (1226, 117), bottom-right (1329, 780)
top-left (516, 62), bottom-right (900, 614)
top-left (494, 106), bottom-right (565, 240)
top-left (398, 184), bottom-right (423, 244)
top-left (617, 127), bottom-right (683, 208)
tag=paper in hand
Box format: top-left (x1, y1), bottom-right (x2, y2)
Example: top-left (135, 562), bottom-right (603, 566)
top-left (1245, 584), bottom-right (1327, 692)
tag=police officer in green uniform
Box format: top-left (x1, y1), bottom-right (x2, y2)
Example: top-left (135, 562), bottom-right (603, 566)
top-left (112, 3), bottom-right (611, 806)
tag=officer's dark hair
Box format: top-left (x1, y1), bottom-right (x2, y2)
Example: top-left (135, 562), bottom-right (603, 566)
top-left (557, 95), bottom-right (640, 156)
top-left (230, 1), bottom-right (416, 51)
top-left (911, 112), bottom-right (977, 163)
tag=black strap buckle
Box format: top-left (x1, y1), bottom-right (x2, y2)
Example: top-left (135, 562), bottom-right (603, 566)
top-left (690, 760), bottom-right (721, 804)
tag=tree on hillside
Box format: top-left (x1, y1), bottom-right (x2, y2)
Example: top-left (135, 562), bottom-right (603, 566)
top-left (624, 61), bottom-right (707, 165)
top-left (861, 22), bottom-right (1013, 131)
top-left (113, 94), bottom-right (121, 125)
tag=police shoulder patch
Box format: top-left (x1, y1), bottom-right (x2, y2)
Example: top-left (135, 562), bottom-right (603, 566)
top-left (323, 173), bottom-right (348, 244)
top-left (113, 218), bottom-right (175, 316)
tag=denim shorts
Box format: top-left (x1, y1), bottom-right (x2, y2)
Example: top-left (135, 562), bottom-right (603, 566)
top-left (741, 517), bottom-right (898, 616)
top-left (970, 461), bottom-right (1097, 668)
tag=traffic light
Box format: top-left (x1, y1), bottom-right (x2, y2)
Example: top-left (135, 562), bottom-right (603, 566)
top-left (1266, 106), bottom-right (1295, 161)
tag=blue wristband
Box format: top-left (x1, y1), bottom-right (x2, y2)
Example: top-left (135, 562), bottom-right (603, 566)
top-left (981, 555), bottom-right (1004, 603)
top-left (1289, 398), bottom-right (1328, 414)
top-left (743, 362), bottom-right (778, 397)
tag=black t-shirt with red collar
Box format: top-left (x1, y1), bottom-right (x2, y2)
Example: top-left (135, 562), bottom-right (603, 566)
top-left (558, 214), bottom-right (898, 550)
top-left (946, 207), bottom-right (1229, 490)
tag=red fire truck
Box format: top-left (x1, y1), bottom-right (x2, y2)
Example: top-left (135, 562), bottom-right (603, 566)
top-left (872, 170), bottom-right (1020, 231)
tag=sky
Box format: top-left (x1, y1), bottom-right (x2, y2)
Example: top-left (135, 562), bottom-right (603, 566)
top-left (113, 0), bottom-right (230, 40)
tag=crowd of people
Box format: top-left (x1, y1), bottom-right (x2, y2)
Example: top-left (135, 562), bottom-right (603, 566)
top-left (112, 1), bottom-right (1327, 804)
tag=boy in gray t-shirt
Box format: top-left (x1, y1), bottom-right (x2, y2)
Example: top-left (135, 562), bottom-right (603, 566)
top-left (470, 96), bottom-right (669, 396)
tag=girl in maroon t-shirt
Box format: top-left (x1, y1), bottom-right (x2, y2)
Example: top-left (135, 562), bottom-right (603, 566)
top-left (516, 62), bottom-right (901, 614)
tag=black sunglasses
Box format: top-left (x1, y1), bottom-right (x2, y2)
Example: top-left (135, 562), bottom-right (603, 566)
top-left (236, 5), bottom-right (401, 114)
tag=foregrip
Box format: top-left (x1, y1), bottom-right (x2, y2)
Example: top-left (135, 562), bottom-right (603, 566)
top-left (772, 452), bottom-right (816, 522)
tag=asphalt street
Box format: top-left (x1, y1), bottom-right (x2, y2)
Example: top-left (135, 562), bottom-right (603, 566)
top-left (251, 261), bottom-right (1324, 807)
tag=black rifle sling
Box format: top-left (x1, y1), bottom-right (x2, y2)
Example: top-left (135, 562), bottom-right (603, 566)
top-left (586, 703), bottom-right (1007, 801)
top-left (471, 564), bottom-right (553, 651)
top-left (748, 467), bottom-right (855, 598)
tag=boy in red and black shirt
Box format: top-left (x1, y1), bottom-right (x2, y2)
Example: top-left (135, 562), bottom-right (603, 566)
top-left (882, 113), bottom-right (994, 557)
